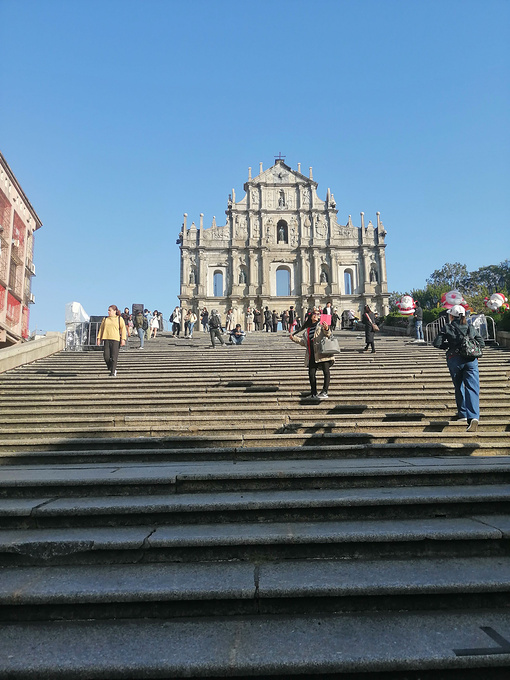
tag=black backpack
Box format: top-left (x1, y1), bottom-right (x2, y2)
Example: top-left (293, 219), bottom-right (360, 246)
top-left (455, 325), bottom-right (483, 359)
top-left (209, 314), bottom-right (220, 329)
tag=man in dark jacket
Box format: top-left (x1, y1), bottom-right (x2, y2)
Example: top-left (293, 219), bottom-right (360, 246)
top-left (414, 301), bottom-right (424, 341)
top-left (133, 310), bottom-right (147, 349)
top-left (264, 307), bottom-right (271, 332)
top-left (433, 304), bottom-right (484, 430)
top-left (208, 309), bottom-right (225, 348)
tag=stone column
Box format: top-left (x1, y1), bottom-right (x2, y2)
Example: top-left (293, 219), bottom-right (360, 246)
top-left (313, 251), bottom-right (322, 295)
top-left (330, 250), bottom-right (340, 296)
top-left (299, 248), bottom-right (308, 297)
top-left (198, 250), bottom-right (206, 297)
top-left (248, 250), bottom-right (258, 296)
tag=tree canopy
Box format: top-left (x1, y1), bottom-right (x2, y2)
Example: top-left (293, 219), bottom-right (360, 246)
top-left (390, 260), bottom-right (509, 314)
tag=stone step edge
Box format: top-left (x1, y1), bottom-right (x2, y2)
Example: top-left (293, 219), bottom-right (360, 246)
top-left (1, 484), bottom-right (509, 518)
top-left (0, 515), bottom-right (505, 556)
top-left (1, 556), bottom-right (509, 606)
top-left (0, 609), bottom-right (509, 676)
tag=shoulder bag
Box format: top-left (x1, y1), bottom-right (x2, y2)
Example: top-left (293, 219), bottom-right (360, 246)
top-left (320, 336), bottom-right (341, 356)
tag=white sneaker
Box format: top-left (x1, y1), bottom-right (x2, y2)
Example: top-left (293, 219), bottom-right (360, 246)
top-left (318, 391), bottom-right (329, 399)
top-left (466, 418), bottom-right (479, 432)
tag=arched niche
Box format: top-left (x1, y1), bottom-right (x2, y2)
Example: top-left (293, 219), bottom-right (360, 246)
top-left (276, 220), bottom-right (288, 244)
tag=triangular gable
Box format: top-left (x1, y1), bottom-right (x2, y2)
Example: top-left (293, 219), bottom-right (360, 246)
top-left (250, 161), bottom-right (318, 188)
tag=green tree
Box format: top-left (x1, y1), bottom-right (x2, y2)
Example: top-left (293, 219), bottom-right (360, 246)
top-left (411, 284), bottom-right (450, 309)
top-left (468, 260), bottom-right (510, 295)
top-left (426, 262), bottom-right (469, 289)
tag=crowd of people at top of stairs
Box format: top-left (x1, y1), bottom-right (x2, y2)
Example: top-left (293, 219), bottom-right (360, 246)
top-left (95, 302), bottom-right (485, 431)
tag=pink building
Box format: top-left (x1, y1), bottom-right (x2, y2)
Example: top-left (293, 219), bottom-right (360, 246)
top-left (0, 152), bottom-right (42, 348)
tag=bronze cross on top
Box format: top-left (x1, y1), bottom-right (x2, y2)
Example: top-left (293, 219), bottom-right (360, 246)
top-left (275, 152), bottom-right (286, 161)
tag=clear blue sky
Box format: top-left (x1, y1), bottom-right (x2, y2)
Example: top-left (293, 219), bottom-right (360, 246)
top-left (1, 0), bottom-right (508, 332)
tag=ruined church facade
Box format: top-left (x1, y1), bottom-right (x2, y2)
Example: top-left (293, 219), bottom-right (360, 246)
top-left (178, 159), bottom-right (389, 321)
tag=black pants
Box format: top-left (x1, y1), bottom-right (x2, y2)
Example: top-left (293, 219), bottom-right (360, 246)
top-left (364, 336), bottom-right (375, 351)
top-left (103, 340), bottom-right (120, 375)
top-left (210, 328), bottom-right (224, 346)
top-left (308, 357), bottom-right (332, 395)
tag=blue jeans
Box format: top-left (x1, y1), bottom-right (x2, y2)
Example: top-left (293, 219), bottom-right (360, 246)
top-left (137, 327), bottom-right (144, 348)
top-left (230, 335), bottom-right (245, 344)
top-left (415, 320), bottom-right (423, 340)
top-left (447, 355), bottom-right (480, 420)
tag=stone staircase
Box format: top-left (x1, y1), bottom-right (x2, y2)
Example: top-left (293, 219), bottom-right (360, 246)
top-left (0, 330), bottom-right (509, 679)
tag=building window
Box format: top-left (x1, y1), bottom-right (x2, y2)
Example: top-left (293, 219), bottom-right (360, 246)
top-left (276, 267), bottom-right (290, 296)
top-left (213, 271), bottom-right (223, 297)
top-left (344, 270), bottom-right (353, 295)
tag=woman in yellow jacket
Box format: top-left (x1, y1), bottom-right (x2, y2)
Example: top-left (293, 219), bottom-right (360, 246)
top-left (97, 305), bottom-right (127, 377)
top-left (290, 309), bottom-right (334, 400)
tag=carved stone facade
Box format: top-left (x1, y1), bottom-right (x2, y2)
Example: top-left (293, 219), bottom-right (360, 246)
top-left (178, 159), bottom-right (389, 322)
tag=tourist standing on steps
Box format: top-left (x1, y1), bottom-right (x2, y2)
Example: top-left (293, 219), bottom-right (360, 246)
top-left (144, 309), bottom-right (151, 341)
top-left (414, 301), bottom-right (424, 341)
top-left (272, 309), bottom-right (279, 332)
top-left (362, 305), bottom-right (377, 353)
top-left (246, 307), bottom-right (254, 332)
top-left (97, 305), bottom-right (127, 377)
top-left (289, 309), bottom-right (334, 400)
top-left (433, 304), bottom-right (484, 432)
top-left (150, 310), bottom-right (160, 339)
top-left (253, 308), bottom-right (261, 331)
top-left (133, 309), bottom-right (147, 349)
top-left (331, 308), bottom-right (339, 331)
top-left (170, 307), bottom-right (181, 337)
top-left (121, 308), bottom-right (132, 336)
top-left (208, 309), bottom-right (225, 347)
top-left (288, 306), bottom-right (295, 333)
top-left (200, 307), bottom-right (209, 332)
top-left (226, 308), bottom-right (234, 331)
top-left (264, 306), bottom-right (271, 332)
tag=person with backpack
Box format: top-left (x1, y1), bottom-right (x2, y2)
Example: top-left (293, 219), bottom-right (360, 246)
top-left (433, 304), bottom-right (485, 431)
top-left (133, 309), bottom-right (148, 349)
top-left (208, 309), bottom-right (226, 347)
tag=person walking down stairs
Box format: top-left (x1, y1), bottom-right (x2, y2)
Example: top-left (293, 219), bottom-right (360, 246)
top-left (290, 309), bottom-right (334, 400)
top-left (96, 305), bottom-right (127, 377)
top-left (362, 305), bottom-right (378, 353)
top-left (208, 309), bottom-right (226, 347)
top-left (133, 309), bottom-right (147, 349)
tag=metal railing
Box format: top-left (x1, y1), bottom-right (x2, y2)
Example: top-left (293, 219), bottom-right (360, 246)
top-left (425, 313), bottom-right (498, 345)
top-left (65, 321), bottom-right (102, 351)
top-left (65, 319), bottom-right (170, 350)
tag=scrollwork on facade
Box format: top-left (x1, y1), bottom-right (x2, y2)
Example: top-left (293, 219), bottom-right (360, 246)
top-left (315, 215), bottom-right (326, 239)
top-left (234, 214), bottom-right (247, 239)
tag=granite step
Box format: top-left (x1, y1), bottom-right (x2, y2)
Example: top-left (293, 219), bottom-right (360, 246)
top-left (0, 514), bottom-right (508, 567)
top-left (0, 609), bottom-right (509, 678)
top-left (2, 438), bottom-right (508, 461)
top-left (1, 483), bottom-right (509, 529)
top-left (1, 455), bottom-right (510, 495)
top-left (1, 556), bottom-right (509, 621)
